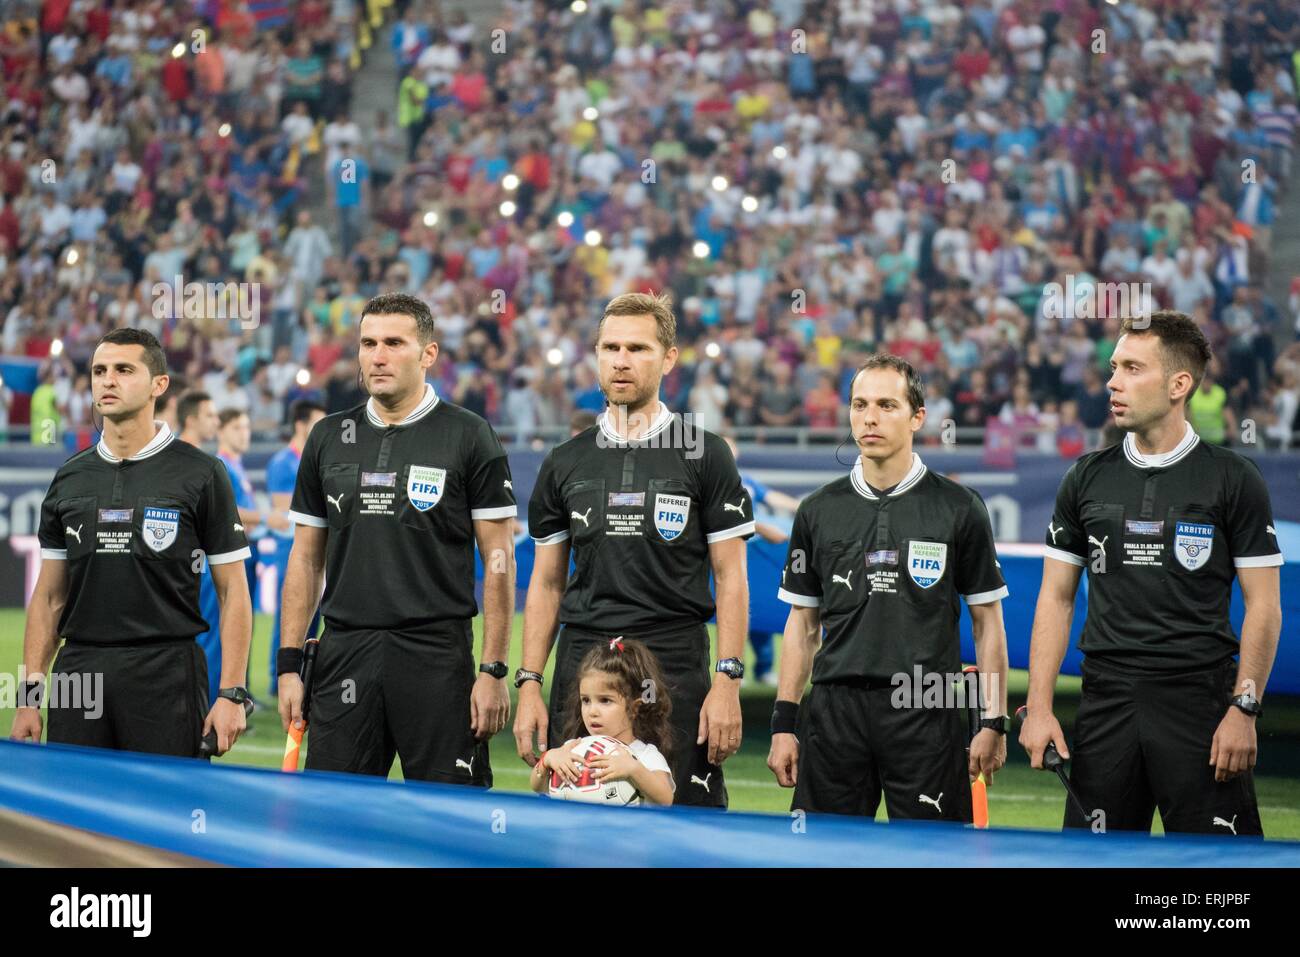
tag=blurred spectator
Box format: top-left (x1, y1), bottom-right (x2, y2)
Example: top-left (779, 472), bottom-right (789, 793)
top-left (0, 0), bottom-right (1293, 459)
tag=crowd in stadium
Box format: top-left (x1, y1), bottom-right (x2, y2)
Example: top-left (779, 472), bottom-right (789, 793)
top-left (1, 0), bottom-right (1299, 451)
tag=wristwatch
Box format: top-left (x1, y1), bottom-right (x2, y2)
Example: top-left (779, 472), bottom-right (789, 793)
top-left (514, 668), bottom-right (544, 689)
top-left (1230, 693), bottom-right (1263, 718)
top-left (479, 661), bottom-right (508, 680)
top-left (715, 657), bottom-right (745, 680)
top-left (217, 686), bottom-right (252, 705)
top-left (979, 715), bottom-right (1011, 735)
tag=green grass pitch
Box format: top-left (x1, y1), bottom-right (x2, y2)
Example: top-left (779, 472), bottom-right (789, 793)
top-left (2, 609), bottom-right (1298, 838)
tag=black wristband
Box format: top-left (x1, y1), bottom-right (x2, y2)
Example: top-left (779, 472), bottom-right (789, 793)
top-left (277, 647), bottom-right (305, 677)
top-left (771, 699), bottom-right (799, 735)
top-left (21, 680), bottom-right (43, 709)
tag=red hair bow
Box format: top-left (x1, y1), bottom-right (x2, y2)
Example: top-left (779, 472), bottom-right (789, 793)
top-left (609, 637), bottom-right (625, 652)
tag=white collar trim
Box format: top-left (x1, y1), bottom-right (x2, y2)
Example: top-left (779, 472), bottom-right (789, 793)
top-left (97, 420), bottom-right (174, 463)
top-left (366, 382), bottom-right (439, 428)
top-left (850, 452), bottom-right (927, 500)
top-left (1123, 421), bottom-right (1199, 469)
top-left (598, 401), bottom-right (674, 444)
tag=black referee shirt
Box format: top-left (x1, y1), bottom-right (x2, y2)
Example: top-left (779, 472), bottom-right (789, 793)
top-left (1044, 423), bottom-right (1282, 672)
top-left (528, 405), bottom-right (755, 632)
top-left (289, 384), bottom-right (516, 632)
top-left (778, 454), bottom-right (1007, 683)
top-left (36, 422), bottom-right (251, 643)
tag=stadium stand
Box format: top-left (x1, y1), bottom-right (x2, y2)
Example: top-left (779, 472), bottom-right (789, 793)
top-left (0, 0), bottom-right (1298, 454)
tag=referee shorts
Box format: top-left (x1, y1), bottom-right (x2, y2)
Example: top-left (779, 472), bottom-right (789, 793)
top-left (549, 623), bottom-right (726, 808)
top-left (791, 681), bottom-right (972, 822)
top-left (46, 639), bottom-right (209, 758)
top-left (1067, 657), bottom-right (1262, 836)
top-left (304, 622), bottom-right (491, 787)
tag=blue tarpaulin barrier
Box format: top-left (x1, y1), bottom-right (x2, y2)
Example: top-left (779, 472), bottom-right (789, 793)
top-left (0, 741), bottom-right (1295, 867)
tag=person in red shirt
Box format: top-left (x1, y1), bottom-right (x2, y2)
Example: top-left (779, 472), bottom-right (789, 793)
top-left (803, 371), bottom-right (842, 429)
top-left (953, 33), bottom-right (990, 86)
top-left (161, 50), bottom-right (192, 102)
top-left (216, 0), bottom-right (257, 42)
top-left (307, 326), bottom-right (344, 377)
top-left (450, 52), bottom-right (487, 112)
top-left (445, 152), bottom-right (473, 193)
top-left (0, 202), bottom-right (19, 253)
top-left (0, 147), bottom-right (26, 199)
top-left (41, 0), bottom-right (71, 34)
top-left (85, 4), bottom-right (111, 42)
top-left (518, 139), bottom-right (551, 190)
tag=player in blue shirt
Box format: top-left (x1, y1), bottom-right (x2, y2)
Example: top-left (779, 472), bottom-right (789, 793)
top-left (177, 391), bottom-right (224, 704)
top-left (215, 408), bottom-right (284, 703)
top-left (723, 436), bottom-right (800, 684)
top-left (265, 400), bottom-right (326, 694)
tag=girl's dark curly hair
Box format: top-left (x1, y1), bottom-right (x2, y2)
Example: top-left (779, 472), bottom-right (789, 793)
top-left (562, 639), bottom-right (674, 759)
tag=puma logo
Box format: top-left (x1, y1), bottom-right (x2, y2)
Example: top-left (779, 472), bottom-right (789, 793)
top-left (456, 757), bottom-right (474, 775)
top-left (918, 792), bottom-right (943, 813)
top-left (503, 479), bottom-right (512, 490)
top-left (1267, 525), bottom-right (1276, 536)
top-left (1213, 814), bottom-right (1237, 835)
top-left (571, 508), bottom-right (591, 527)
top-left (65, 524), bottom-right (82, 544)
top-left (1088, 535), bottom-right (1108, 551)
top-left (233, 523), bottom-right (244, 532)
top-left (832, 570), bottom-right (853, 590)
top-left (690, 773), bottom-right (711, 793)
top-left (1048, 521), bottom-right (1062, 545)
top-left (327, 493), bottom-right (345, 513)
top-left (723, 500), bottom-right (746, 515)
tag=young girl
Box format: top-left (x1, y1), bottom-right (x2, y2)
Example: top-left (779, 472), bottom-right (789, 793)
top-left (531, 638), bottom-right (675, 806)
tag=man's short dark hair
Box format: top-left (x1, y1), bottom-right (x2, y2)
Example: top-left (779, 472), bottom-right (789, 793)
top-left (850, 353), bottom-right (926, 414)
top-left (176, 390), bottom-right (212, 428)
top-left (217, 408), bottom-right (247, 428)
top-left (289, 398), bottom-right (327, 426)
top-left (157, 374), bottom-right (188, 417)
top-left (360, 292), bottom-right (437, 345)
top-left (569, 409), bottom-right (598, 434)
top-left (1118, 310), bottom-right (1212, 397)
top-left (95, 327), bottom-right (167, 378)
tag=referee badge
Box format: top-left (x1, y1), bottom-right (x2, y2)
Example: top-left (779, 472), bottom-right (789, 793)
top-left (1174, 521), bottom-right (1214, 571)
top-left (907, 541), bottom-right (947, 588)
top-left (653, 493), bottom-right (690, 541)
top-left (142, 507), bottom-right (180, 553)
top-left (407, 465), bottom-right (447, 512)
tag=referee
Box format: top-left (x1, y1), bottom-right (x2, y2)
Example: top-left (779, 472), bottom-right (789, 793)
top-left (277, 293), bottom-right (516, 784)
top-left (1021, 311), bottom-right (1283, 835)
top-left (10, 329), bottom-right (253, 757)
top-left (768, 354), bottom-right (1010, 821)
top-left (514, 292), bottom-right (753, 808)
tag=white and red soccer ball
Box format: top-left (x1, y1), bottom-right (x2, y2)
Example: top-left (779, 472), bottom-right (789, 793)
top-left (547, 735), bottom-right (640, 806)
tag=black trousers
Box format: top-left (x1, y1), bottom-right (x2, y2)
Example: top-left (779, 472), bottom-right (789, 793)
top-left (791, 681), bottom-right (973, 822)
top-left (304, 623), bottom-right (491, 787)
top-left (47, 640), bottom-right (209, 758)
top-left (548, 624), bottom-right (726, 808)
top-left (1067, 657), bottom-right (1263, 836)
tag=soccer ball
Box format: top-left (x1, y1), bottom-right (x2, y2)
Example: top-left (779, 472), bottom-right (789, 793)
top-left (547, 735), bottom-right (640, 806)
